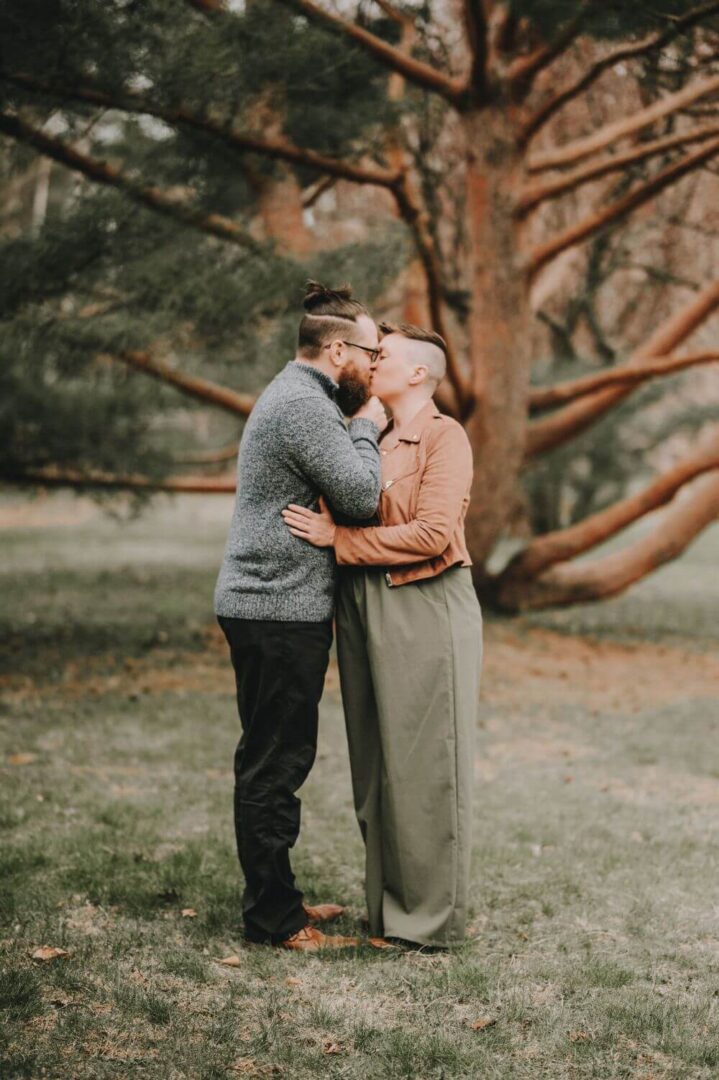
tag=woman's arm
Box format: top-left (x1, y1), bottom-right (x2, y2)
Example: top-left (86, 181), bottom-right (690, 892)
top-left (335, 422), bottom-right (472, 564)
top-left (282, 421), bottom-right (473, 565)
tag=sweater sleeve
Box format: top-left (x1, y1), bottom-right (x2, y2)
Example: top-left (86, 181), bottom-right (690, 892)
top-left (277, 398), bottom-right (381, 519)
top-left (333, 421), bottom-right (472, 564)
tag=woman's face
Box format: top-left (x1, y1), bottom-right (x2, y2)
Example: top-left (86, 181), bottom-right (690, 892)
top-left (370, 333), bottom-right (417, 401)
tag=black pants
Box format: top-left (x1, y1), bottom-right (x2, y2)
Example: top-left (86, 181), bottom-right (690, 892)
top-left (217, 615), bottom-right (333, 943)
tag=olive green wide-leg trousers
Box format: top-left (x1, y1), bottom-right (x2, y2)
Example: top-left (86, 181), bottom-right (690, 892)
top-left (336, 566), bottom-right (483, 946)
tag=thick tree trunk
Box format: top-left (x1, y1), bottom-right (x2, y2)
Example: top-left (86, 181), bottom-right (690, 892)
top-left (461, 106), bottom-right (532, 569)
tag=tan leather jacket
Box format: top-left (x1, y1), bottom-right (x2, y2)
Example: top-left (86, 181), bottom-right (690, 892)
top-left (333, 399), bottom-right (473, 587)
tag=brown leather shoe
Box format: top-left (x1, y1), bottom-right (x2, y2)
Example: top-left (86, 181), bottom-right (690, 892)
top-left (368, 937), bottom-right (402, 950)
top-left (279, 925), bottom-right (359, 951)
top-left (303, 902), bottom-right (345, 923)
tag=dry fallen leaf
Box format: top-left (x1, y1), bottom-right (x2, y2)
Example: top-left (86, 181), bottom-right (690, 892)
top-left (229, 1060), bottom-right (282, 1076)
top-left (284, 977), bottom-right (302, 987)
top-left (31, 946), bottom-right (70, 962)
top-left (217, 955), bottom-right (242, 967)
top-left (471, 1017), bottom-right (496, 1032)
top-left (322, 1041), bottom-right (344, 1055)
top-left (569, 1030), bottom-right (590, 1042)
top-left (181, 908), bottom-right (198, 918)
top-left (8, 752), bottom-right (37, 766)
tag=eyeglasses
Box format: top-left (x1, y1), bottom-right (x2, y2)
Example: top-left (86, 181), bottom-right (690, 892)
top-left (324, 340), bottom-right (380, 363)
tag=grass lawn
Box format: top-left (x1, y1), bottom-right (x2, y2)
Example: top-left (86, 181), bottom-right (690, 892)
top-left (1, 494), bottom-right (718, 1079)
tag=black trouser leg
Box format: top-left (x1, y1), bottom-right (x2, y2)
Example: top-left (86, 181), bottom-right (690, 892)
top-left (217, 616), bottom-right (333, 943)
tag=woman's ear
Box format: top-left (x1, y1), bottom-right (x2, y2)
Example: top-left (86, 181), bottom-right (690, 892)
top-left (410, 365), bottom-right (429, 385)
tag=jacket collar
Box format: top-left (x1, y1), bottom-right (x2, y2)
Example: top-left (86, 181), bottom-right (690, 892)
top-left (388, 398), bottom-right (442, 444)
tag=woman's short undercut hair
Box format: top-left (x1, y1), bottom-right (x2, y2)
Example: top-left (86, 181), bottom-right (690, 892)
top-left (378, 321), bottom-right (448, 387)
top-left (297, 280), bottom-right (369, 358)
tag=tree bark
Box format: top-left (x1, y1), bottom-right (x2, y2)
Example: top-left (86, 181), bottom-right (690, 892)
top-left (462, 105), bottom-right (533, 564)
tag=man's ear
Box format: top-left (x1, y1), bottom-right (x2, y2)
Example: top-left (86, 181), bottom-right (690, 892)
top-left (327, 339), bottom-right (344, 367)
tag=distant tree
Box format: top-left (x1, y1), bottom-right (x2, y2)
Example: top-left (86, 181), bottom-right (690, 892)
top-left (1, 0), bottom-right (718, 608)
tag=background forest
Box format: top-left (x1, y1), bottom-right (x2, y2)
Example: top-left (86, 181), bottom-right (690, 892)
top-left (1, 0), bottom-right (718, 608)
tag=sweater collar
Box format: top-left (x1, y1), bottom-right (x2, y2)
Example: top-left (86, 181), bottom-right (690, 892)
top-left (287, 360), bottom-right (339, 399)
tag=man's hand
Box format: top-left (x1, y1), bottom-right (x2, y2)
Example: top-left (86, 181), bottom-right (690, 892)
top-left (354, 395), bottom-right (388, 433)
top-left (282, 496), bottom-right (337, 547)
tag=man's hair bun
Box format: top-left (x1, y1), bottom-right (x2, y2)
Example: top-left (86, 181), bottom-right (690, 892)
top-left (303, 279), bottom-right (354, 312)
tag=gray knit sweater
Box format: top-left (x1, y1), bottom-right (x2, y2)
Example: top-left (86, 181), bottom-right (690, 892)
top-left (214, 360), bottom-right (381, 622)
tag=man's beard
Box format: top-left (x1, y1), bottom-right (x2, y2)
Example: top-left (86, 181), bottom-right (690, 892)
top-left (336, 361), bottom-right (371, 416)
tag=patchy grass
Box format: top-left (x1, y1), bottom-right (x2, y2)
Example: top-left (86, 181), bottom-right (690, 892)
top-left (1, 494), bottom-right (718, 1078)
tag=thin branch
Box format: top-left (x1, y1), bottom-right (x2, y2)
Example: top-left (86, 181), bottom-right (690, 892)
top-left (520, 1), bottom-right (719, 144)
top-left (493, 465), bottom-right (719, 610)
top-left (463, 0), bottom-right (489, 97)
top-left (526, 134), bottom-right (719, 278)
top-left (274, 0), bottom-right (469, 107)
top-left (516, 123), bottom-right (719, 216)
top-left (2, 73), bottom-right (401, 190)
top-left (0, 111), bottom-right (262, 252)
top-left (506, 1), bottom-right (591, 101)
top-left (187, 0), bottom-right (225, 11)
top-left (528, 72), bottom-right (719, 171)
top-left (4, 465), bottom-right (237, 494)
top-left (114, 350), bottom-right (256, 416)
top-left (174, 442), bottom-right (240, 465)
top-left (371, 0), bottom-right (411, 26)
top-left (525, 279), bottom-right (719, 458)
top-left (529, 351), bottom-right (719, 411)
top-left (392, 172), bottom-right (474, 414)
top-left (502, 436), bottom-right (719, 584)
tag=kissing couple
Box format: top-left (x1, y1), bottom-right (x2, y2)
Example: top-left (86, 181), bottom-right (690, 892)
top-left (214, 280), bottom-right (483, 951)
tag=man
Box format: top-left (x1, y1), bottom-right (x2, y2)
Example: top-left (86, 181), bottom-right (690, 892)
top-left (214, 280), bottom-right (387, 951)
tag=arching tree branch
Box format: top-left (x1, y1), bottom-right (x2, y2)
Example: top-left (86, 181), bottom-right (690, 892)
top-left (493, 465), bottom-right (719, 610)
top-left (501, 435), bottom-right (719, 588)
top-left (274, 0), bottom-right (469, 107)
top-left (526, 134), bottom-right (719, 277)
top-left (4, 466), bottom-right (237, 494)
top-left (113, 350), bottom-right (256, 416)
top-left (520, 1), bottom-right (719, 144)
top-left (1, 73), bottom-right (401, 190)
top-left (528, 72), bottom-right (719, 171)
top-left (529, 351), bottom-right (719, 412)
top-left (525, 280), bottom-right (719, 458)
top-left (0, 111), bottom-right (262, 252)
top-left (516, 123), bottom-right (719, 216)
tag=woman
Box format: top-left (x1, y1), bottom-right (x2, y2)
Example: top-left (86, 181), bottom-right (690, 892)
top-left (281, 321), bottom-right (482, 948)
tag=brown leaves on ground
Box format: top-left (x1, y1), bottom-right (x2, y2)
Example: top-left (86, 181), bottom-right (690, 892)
top-left (470, 1016), bottom-right (497, 1031)
top-left (229, 1060), bottom-right (282, 1076)
top-left (322, 1041), bottom-right (344, 1054)
top-left (216, 955), bottom-right (242, 967)
top-left (7, 752), bottom-right (37, 765)
top-left (181, 907), bottom-right (198, 918)
top-left (31, 946), bottom-right (70, 962)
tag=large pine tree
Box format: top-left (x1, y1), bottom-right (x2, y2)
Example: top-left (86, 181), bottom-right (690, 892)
top-left (1, 0), bottom-right (718, 608)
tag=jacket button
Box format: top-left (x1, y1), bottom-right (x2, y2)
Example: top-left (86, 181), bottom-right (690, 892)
top-left (385, 572), bottom-right (393, 586)
top-left (384, 480), bottom-right (393, 489)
